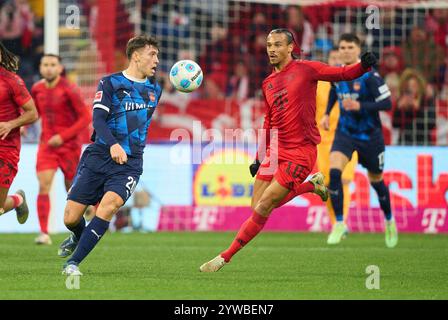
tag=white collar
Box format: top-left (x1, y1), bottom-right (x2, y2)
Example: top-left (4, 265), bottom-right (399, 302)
top-left (122, 71), bottom-right (147, 83)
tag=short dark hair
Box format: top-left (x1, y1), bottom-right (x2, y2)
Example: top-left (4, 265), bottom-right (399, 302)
top-left (269, 28), bottom-right (295, 45)
top-left (126, 35), bottom-right (159, 60)
top-left (41, 54), bottom-right (62, 63)
top-left (338, 33), bottom-right (361, 47)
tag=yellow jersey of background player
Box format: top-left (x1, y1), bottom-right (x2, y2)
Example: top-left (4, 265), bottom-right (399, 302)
top-left (316, 48), bottom-right (358, 225)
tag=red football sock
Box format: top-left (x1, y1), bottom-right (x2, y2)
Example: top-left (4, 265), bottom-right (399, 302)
top-left (9, 194), bottom-right (23, 208)
top-left (276, 191), bottom-right (297, 207)
top-left (221, 212), bottom-right (268, 262)
top-left (296, 181), bottom-right (314, 195)
top-left (37, 194), bottom-right (50, 234)
top-left (276, 181), bottom-right (315, 208)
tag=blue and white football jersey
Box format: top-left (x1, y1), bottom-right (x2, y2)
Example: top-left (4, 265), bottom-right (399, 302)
top-left (92, 72), bottom-right (162, 157)
top-left (330, 69), bottom-right (391, 140)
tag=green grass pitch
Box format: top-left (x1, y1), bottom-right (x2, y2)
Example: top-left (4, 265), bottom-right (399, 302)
top-left (0, 232), bottom-right (446, 299)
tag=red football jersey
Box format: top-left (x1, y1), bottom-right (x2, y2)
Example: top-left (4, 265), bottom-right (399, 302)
top-left (0, 66), bottom-right (32, 151)
top-left (260, 60), bottom-right (369, 162)
top-left (31, 77), bottom-right (91, 147)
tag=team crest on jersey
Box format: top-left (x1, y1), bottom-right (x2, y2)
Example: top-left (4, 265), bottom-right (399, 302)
top-left (94, 91), bottom-right (103, 102)
top-left (149, 91), bottom-right (156, 102)
top-left (353, 82), bottom-right (361, 91)
top-left (267, 83), bottom-right (274, 90)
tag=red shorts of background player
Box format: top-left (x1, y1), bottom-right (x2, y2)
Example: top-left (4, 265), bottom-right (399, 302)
top-left (256, 144), bottom-right (317, 193)
top-left (0, 148), bottom-right (19, 188)
top-left (36, 144), bottom-right (81, 181)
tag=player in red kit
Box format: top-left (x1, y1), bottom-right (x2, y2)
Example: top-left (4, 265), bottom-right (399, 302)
top-left (200, 29), bottom-right (377, 272)
top-left (31, 54), bottom-right (92, 245)
top-left (0, 42), bottom-right (38, 224)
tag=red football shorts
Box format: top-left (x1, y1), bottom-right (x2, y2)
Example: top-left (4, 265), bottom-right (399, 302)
top-left (256, 144), bottom-right (317, 193)
top-left (36, 144), bottom-right (81, 180)
top-left (0, 148), bottom-right (19, 188)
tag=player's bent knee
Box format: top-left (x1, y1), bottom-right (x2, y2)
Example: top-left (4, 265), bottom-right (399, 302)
top-left (329, 152), bottom-right (349, 171)
top-left (63, 202), bottom-right (86, 227)
top-left (254, 201), bottom-right (270, 216)
top-left (38, 185), bottom-right (51, 195)
top-left (255, 195), bottom-right (280, 216)
top-left (100, 202), bottom-right (122, 215)
top-left (251, 201), bottom-right (258, 212)
top-left (96, 197), bottom-right (124, 220)
top-left (64, 210), bottom-right (80, 227)
top-left (37, 179), bottom-right (52, 194)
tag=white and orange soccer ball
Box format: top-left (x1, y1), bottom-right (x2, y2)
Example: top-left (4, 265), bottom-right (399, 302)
top-left (169, 60), bottom-right (203, 93)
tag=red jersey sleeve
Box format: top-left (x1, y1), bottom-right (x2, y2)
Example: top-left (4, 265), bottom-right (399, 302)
top-left (59, 84), bottom-right (92, 142)
top-left (303, 61), bottom-right (370, 82)
top-left (10, 74), bottom-right (32, 107)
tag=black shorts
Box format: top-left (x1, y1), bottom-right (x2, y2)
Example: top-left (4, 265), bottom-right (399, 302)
top-left (331, 130), bottom-right (385, 174)
top-left (67, 144), bottom-right (142, 205)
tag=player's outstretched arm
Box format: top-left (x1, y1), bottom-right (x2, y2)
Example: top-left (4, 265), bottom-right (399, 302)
top-left (0, 99), bottom-right (39, 140)
top-left (359, 71), bottom-right (392, 112)
top-left (305, 52), bottom-right (377, 82)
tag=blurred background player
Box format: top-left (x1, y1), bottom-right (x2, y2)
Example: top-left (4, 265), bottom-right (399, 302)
top-left (31, 54), bottom-right (92, 245)
top-left (0, 41), bottom-right (38, 224)
top-left (200, 29), bottom-right (377, 272)
top-left (317, 48), bottom-right (358, 225)
top-left (59, 35), bottom-right (162, 276)
top-left (325, 34), bottom-right (398, 248)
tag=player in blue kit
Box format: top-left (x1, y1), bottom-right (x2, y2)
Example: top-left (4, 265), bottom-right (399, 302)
top-left (320, 34), bottom-right (398, 248)
top-left (59, 35), bottom-right (162, 275)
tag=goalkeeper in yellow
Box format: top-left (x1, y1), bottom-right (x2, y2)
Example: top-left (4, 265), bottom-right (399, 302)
top-left (316, 49), bottom-right (358, 227)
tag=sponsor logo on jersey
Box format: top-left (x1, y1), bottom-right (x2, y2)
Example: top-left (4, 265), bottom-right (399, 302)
top-left (338, 92), bottom-right (359, 101)
top-left (124, 102), bottom-right (151, 111)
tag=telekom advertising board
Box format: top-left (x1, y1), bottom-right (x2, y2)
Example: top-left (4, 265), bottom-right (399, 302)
top-left (159, 147), bottom-right (448, 234)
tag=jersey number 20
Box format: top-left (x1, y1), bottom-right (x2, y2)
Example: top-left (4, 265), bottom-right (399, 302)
top-left (125, 176), bottom-right (137, 199)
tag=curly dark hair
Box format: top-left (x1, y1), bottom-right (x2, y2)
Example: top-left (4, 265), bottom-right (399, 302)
top-left (0, 41), bottom-right (19, 72)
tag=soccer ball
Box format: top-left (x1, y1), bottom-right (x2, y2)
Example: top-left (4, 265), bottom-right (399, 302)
top-left (169, 60), bottom-right (203, 93)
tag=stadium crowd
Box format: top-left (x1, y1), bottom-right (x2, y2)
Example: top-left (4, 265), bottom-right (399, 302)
top-left (1, 0), bottom-right (447, 146)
